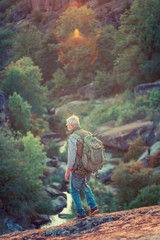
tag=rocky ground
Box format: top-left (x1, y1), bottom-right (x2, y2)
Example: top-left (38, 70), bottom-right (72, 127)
top-left (0, 205), bottom-right (159, 240)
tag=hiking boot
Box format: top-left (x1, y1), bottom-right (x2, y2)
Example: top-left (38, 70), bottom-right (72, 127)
top-left (73, 214), bottom-right (87, 220)
top-left (90, 206), bottom-right (99, 216)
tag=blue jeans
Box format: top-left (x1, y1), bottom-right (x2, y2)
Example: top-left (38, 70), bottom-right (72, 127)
top-left (70, 172), bottom-right (97, 216)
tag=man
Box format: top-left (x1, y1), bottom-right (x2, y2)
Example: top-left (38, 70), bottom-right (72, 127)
top-left (65, 115), bottom-right (99, 220)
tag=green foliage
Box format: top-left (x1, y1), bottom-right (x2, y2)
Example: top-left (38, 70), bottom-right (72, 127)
top-left (0, 128), bottom-right (46, 217)
top-left (123, 137), bottom-right (149, 163)
top-left (55, 6), bottom-right (99, 71)
top-left (8, 92), bottom-right (32, 134)
top-left (45, 140), bottom-right (60, 158)
top-left (48, 115), bottom-right (66, 138)
top-left (22, 132), bottom-right (46, 189)
top-left (89, 178), bottom-right (118, 213)
top-left (12, 25), bottom-right (42, 62)
top-left (114, 0), bottom-right (160, 89)
top-left (55, 6), bottom-right (98, 39)
top-left (34, 198), bottom-right (53, 215)
top-left (51, 68), bottom-right (69, 93)
top-left (30, 116), bottom-right (50, 137)
top-left (93, 71), bottom-right (116, 97)
top-left (35, 31), bottom-right (59, 81)
top-left (111, 161), bottom-right (153, 205)
top-left (0, 29), bottom-right (13, 70)
top-left (95, 25), bottom-right (116, 72)
top-left (2, 57), bottom-right (47, 116)
top-left (129, 185), bottom-right (160, 209)
top-left (147, 151), bottom-right (160, 168)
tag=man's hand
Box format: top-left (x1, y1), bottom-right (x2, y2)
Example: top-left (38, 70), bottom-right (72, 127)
top-left (65, 168), bottom-right (71, 182)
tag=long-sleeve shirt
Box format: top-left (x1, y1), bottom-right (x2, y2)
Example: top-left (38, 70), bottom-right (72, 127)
top-left (67, 136), bottom-right (77, 169)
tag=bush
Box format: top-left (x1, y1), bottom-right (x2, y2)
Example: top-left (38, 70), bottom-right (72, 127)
top-left (123, 137), bottom-right (149, 163)
top-left (147, 150), bottom-right (160, 168)
top-left (111, 161), bottom-right (153, 205)
top-left (129, 185), bottom-right (160, 209)
top-left (8, 92), bottom-right (32, 134)
top-left (89, 178), bottom-right (119, 213)
top-left (0, 128), bottom-right (46, 218)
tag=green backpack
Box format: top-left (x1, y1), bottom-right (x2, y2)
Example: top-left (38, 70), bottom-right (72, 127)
top-left (71, 129), bottom-right (105, 175)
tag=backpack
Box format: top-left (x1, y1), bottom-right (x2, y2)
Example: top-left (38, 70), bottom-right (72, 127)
top-left (71, 129), bottom-right (105, 175)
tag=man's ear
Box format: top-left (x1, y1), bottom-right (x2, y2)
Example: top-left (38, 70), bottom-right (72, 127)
top-left (70, 123), bottom-right (74, 129)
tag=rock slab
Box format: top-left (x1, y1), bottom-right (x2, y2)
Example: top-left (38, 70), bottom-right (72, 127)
top-left (95, 120), bottom-right (153, 150)
top-left (0, 206), bottom-right (159, 240)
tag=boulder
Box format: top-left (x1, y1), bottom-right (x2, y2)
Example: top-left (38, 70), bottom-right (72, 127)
top-left (50, 196), bottom-right (67, 214)
top-left (4, 218), bottom-right (23, 234)
top-left (50, 182), bottom-right (63, 191)
top-left (41, 132), bottom-right (61, 144)
top-left (145, 123), bottom-right (160, 146)
top-left (77, 83), bottom-right (97, 100)
top-left (98, 163), bottom-right (115, 183)
top-left (43, 166), bottom-right (57, 177)
top-left (45, 186), bottom-right (67, 199)
top-left (134, 82), bottom-right (160, 97)
top-left (138, 141), bottom-right (160, 166)
top-left (55, 100), bottom-right (87, 117)
top-left (94, 121), bottom-right (116, 136)
top-left (95, 120), bottom-right (153, 151)
top-left (57, 163), bottom-right (67, 182)
top-left (31, 214), bottom-right (50, 228)
top-left (45, 158), bottom-right (59, 168)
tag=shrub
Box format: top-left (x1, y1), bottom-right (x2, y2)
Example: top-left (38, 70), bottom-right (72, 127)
top-left (147, 150), bottom-right (160, 168)
top-left (30, 116), bottom-right (50, 137)
top-left (129, 185), bottom-right (160, 209)
top-left (8, 92), bottom-right (32, 134)
top-left (123, 137), bottom-right (149, 163)
top-left (111, 161), bottom-right (153, 205)
top-left (88, 178), bottom-right (119, 213)
top-left (0, 129), bottom-right (46, 218)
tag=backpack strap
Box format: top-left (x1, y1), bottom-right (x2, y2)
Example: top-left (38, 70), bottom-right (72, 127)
top-left (71, 133), bottom-right (84, 142)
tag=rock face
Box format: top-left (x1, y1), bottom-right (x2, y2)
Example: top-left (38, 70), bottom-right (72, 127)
top-left (134, 82), bottom-right (160, 97)
top-left (95, 120), bottom-right (154, 150)
top-left (0, 206), bottom-right (159, 240)
top-left (30, 0), bottom-right (134, 28)
top-left (77, 83), bottom-right (97, 100)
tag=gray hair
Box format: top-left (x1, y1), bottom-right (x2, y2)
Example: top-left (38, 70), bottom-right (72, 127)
top-left (66, 115), bottom-right (80, 127)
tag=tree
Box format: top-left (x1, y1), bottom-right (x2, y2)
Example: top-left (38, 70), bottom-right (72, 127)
top-left (95, 25), bottom-right (116, 72)
top-left (113, 0), bottom-right (160, 89)
top-left (12, 25), bottom-right (42, 62)
top-left (0, 128), bottom-right (46, 217)
top-left (2, 57), bottom-right (47, 116)
top-left (8, 92), bottom-right (32, 134)
top-left (35, 31), bottom-right (60, 82)
top-left (55, 6), bottom-right (99, 70)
